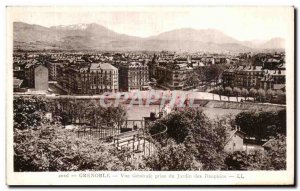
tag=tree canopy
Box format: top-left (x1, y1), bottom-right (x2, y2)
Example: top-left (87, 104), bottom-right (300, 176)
top-left (147, 108), bottom-right (229, 170)
top-left (14, 125), bottom-right (134, 171)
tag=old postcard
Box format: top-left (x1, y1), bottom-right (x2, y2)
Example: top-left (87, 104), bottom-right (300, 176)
top-left (6, 6), bottom-right (294, 185)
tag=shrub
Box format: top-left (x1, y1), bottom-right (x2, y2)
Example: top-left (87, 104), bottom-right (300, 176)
top-left (14, 125), bottom-right (134, 172)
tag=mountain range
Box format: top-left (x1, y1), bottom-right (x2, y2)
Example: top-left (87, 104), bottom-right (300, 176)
top-left (13, 22), bottom-right (285, 52)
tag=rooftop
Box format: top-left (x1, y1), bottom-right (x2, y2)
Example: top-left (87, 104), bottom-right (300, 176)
top-left (128, 62), bottom-right (145, 68)
top-left (90, 63), bottom-right (117, 71)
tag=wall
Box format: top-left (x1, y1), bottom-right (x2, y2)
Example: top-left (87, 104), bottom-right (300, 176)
top-left (34, 65), bottom-right (49, 91)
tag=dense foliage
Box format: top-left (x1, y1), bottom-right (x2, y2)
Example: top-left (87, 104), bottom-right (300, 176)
top-left (14, 96), bottom-right (128, 129)
top-left (212, 86), bottom-right (286, 104)
top-left (225, 151), bottom-right (263, 170)
top-left (147, 108), bottom-right (229, 170)
top-left (145, 107), bottom-right (286, 171)
top-left (143, 140), bottom-right (202, 170)
top-left (13, 96), bottom-right (48, 130)
top-left (225, 134), bottom-right (286, 170)
top-left (235, 109), bottom-right (286, 140)
top-left (13, 96), bottom-right (131, 172)
top-left (196, 64), bottom-right (226, 83)
top-left (13, 96), bottom-right (287, 171)
top-left (260, 134), bottom-right (286, 170)
top-left (14, 125), bottom-right (134, 171)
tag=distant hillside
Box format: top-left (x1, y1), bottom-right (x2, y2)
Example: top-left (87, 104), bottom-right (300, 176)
top-left (241, 38), bottom-right (285, 50)
top-left (13, 22), bottom-right (284, 52)
top-left (149, 28), bottom-right (239, 44)
top-left (261, 38), bottom-right (285, 50)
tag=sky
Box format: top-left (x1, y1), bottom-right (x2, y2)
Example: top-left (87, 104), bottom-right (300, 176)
top-left (7, 6), bottom-right (294, 41)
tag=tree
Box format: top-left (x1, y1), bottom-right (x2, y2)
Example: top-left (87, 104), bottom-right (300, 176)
top-left (143, 140), bottom-right (202, 171)
top-left (224, 87), bottom-right (233, 101)
top-left (257, 88), bottom-right (266, 102)
top-left (235, 109), bottom-right (286, 140)
top-left (249, 88), bottom-right (258, 100)
top-left (241, 88), bottom-right (249, 101)
top-left (225, 151), bottom-right (263, 170)
top-left (186, 71), bottom-right (199, 89)
top-left (260, 135), bottom-right (286, 170)
top-left (217, 86), bottom-right (224, 101)
top-left (235, 111), bottom-right (258, 138)
top-left (225, 135), bottom-right (286, 170)
top-left (13, 96), bottom-right (48, 130)
top-left (275, 109), bottom-right (286, 135)
top-left (276, 89), bottom-right (284, 97)
top-left (48, 99), bottom-right (128, 129)
top-left (150, 108), bottom-right (229, 170)
top-left (275, 90), bottom-right (286, 104)
top-left (99, 105), bottom-right (128, 128)
top-left (60, 111), bottom-right (70, 128)
top-left (266, 89), bottom-right (275, 102)
top-left (257, 111), bottom-right (278, 140)
top-left (153, 110), bottom-right (194, 144)
top-left (233, 87), bottom-right (241, 102)
top-left (196, 64), bottom-right (225, 87)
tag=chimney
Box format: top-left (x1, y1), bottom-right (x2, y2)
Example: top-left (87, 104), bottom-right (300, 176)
top-left (278, 69), bottom-right (281, 74)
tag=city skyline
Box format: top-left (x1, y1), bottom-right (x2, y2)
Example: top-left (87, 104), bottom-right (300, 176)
top-left (8, 6), bottom-right (292, 41)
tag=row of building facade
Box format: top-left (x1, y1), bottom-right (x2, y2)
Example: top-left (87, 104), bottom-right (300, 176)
top-left (13, 52), bottom-right (286, 94)
top-left (14, 60), bottom-right (150, 94)
top-left (222, 64), bottom-right (285, 91)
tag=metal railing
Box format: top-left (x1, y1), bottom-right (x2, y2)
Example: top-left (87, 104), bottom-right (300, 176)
top-left (76, 119), bottom-right (168, 159)
top-left (111, 120), bottom-right (168, 155)
top-left (76, 120), bottom-right (145, 140)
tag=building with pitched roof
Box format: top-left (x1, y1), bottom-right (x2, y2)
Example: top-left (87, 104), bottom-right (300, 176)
top-left (222, 64), bottom-right (285, 91)
top-left (119, 61), bottom-right (149, 91)
top-left (58, 62), bottom-right (119, 94)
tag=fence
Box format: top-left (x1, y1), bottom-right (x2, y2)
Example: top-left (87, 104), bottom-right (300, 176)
top-left (76, 120), bottom-right (168, 159)
top-left (76, 122), bottom-right (118, 140)
top-left (76, 120), bottom-right (145, 140)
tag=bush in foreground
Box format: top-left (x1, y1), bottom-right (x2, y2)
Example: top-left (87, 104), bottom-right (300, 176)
top-left (14, 125), bottom-right (133, 172)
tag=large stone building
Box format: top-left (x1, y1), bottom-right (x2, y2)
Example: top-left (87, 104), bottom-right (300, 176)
top-left (234, 65), bottom-right (264, 89)
top-left (222, 64), bottom-right (285, 91)
top-left (222, 68), bottom-right (235, 88)
top-left (88, 63), bottom-right (119, 94)
top-left (34, 65), bottom-right (49, 91)
top-left (46, 60), bottom-right (61, 81)
top-left (119, 61), bottom-right (149, 91)
top-left (24, 62), bottom-right (36, 88)
top-left (58, 63), bottom-right (119, 94)
top-left (153, 61), bottom-right (194, 90)
top-left (149, 54), bottom-right (203, 90)
top-left (24, 61), bottom-right (49, 91)
top-left (260, 69), bottom-right (286, 91)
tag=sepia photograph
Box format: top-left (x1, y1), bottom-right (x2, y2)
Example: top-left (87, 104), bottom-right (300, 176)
top-left (6, 6), bottom-right (294, 185)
